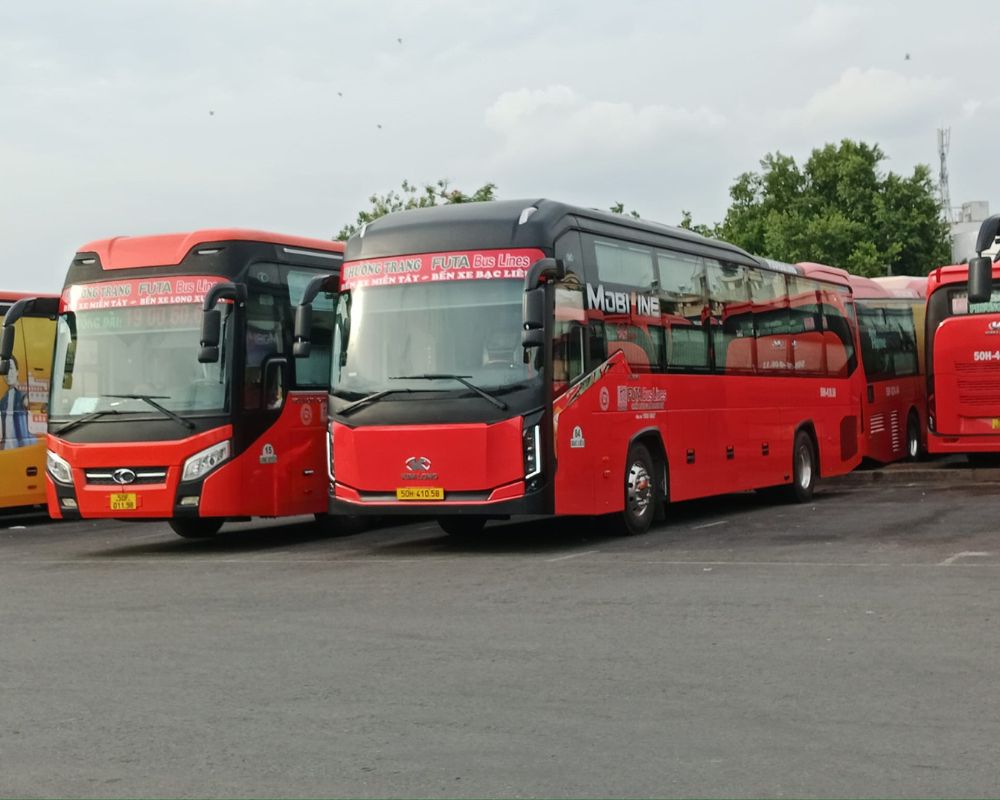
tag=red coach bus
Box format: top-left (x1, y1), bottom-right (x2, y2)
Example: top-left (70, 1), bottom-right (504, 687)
top-left (295, 200), bottom-right (865, 536)
top-left (0, 230), bottom-right (343, 537)
top-left (801, 266), bottom-right (927, 463)
top-left (925, 214), bottom-right (1000, 462)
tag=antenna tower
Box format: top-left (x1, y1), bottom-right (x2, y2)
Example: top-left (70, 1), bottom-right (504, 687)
top-left (937, 128), bottom-right (953, 223)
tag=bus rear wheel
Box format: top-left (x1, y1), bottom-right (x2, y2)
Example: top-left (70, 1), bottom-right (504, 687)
top-left (608, 442), bottom-right (656, 536)
top-left (438, 516), bottom-right (487, 537)
top-left (785, 430), bottom-right (817, 503)
top-left (168, 518), bottom-right (224, 539)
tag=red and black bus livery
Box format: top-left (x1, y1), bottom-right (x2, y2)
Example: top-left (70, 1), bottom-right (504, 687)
top-left (297, 200), bottom-right (866, 535)
top-left (0, 230), bottom-right (343, 537)
top-left (925, 214), bottom-right (1000, 462)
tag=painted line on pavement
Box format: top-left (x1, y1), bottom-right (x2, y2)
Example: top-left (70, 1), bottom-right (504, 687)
top-left (938, 550), bottom-right (992, 566)
top-left (545, 550), bottom-right (600, 563)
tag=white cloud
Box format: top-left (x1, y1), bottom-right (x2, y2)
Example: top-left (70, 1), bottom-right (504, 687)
top-left (781, 67), bottom-right (952, 135)
top-left (486, 85), bottom-right (726, 160)
top-left (792, 3), bottom-right (865, 45)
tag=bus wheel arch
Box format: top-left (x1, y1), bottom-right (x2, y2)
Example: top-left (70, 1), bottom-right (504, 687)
top-left (608, 430), bottom-right (668, 535)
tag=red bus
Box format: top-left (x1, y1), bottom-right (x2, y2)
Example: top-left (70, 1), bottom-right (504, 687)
top-left (925, 214), bottom-right (1000, 462)
top-left (0, 230), bottom-right (343, 537)
top-left (800, 266), bottom-right (927, 463)
top-left (295, 200), bottom-right (865, 536)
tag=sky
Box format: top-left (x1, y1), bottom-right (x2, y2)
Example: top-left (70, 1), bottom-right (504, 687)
top-left (1, 0), bottom-right (997, 292)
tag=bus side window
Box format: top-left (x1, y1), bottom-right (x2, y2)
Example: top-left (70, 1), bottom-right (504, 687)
top-left (287, 268), bottom-right (334, 389)
top-left (553, 278), bottom-right (585, 390)
top-left (705, 260), bottom-right (753, 374)
top-left (748, 269), bottom-right (790, 374)
top-left (786, 276), bottom-right (825, 376)
top-left (821, 289), bottom-right (856, 378)
top-left (656, 250), bottom-right (709, 372)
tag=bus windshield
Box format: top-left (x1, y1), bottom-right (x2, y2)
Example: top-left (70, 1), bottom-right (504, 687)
top-left (50, 302), bottom-right (232, 420)
top-left (332, 279), bottom-right (538, 399)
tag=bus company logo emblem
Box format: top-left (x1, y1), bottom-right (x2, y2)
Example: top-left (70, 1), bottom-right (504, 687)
top-left (405, 456), bottom-right (432, 472)
top-left (570, 426), bottom-right (586, 449)
top-left (987, 321), bottom-right (1000, 336)
top-left (402, 456), bottom-right (438, 481)
top-left (586, 284), bottom-right (661, 318)
top-left (599, 386), bottom-right (610, 411)
top-left (300, 403), bottom-right (314, 426)
top-left (259, 443), bottom-right (277, 464)
top-left (112, 468), bottom-right (137, 485)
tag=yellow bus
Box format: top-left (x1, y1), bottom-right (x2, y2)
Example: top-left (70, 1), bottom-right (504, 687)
top-left (1, 292), bottom-right (56, 510)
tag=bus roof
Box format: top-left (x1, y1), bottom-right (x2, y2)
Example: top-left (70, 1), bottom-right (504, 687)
top-left (871, 275), bottom-right (927, 299)
top-left (346, 199), bottom-right (761, 265)
top-left (0, 291), bottom-right (58, 303)
top-left (77, 229), bottom-right (344, 270)
top-left (925, 262), bottom-right (1000, 294)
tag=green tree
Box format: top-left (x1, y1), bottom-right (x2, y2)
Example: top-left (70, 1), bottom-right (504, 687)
top-left (709, 140), bottom-right (950, 277)
top-left (336, 179), bottom-right (498, 240)
top-left (609, 202), bottom-right (640, 219)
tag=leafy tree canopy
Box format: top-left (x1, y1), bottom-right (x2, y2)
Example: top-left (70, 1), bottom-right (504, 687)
top-left (336, 179), bottom-right (497, 241)
top-left (682, 140), bottom-right (951, 277)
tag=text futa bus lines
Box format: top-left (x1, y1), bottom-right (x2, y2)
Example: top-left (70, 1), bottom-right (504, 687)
top-left (0, 230), bottom-right (343, 537)
top-left (0, 292), bottom-right (56, 510)
top-left (925, 214), bottom-right (1000, 463)
top-left (297, 199), bottom-right (869, 536)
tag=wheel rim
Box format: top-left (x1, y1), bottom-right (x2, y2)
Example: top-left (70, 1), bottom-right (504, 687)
top-left (908, 426), bottom-right (919, 458)
top-left (796, 444), bottom-right (812, 489)
top-left (627, 461), bottom-right (652, 517)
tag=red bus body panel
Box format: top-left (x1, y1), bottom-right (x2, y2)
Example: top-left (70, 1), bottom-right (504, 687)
top-left (926, 263), bottom-right (1000, 454)
top-left (333, 417), bottom-right (525, 507)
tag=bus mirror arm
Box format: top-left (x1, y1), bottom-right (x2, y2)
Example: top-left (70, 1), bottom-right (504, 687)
top-left (524, 258), bottom-right (564, 291)
top-left (292, 273), bottom-right (337, 358)
top-left (293, 305), bottom-right (312, 358)
top-left (0, 295), bottom-right (58, 373)
top-left (200, 282), bottom-right (244, 364)
top-left (968, 215), bottom-right (1000, 304)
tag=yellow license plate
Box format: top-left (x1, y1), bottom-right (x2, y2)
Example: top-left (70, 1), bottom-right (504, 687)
top-left (395, 487), bottom-right (444, 501)
top-left (109, 492), bottom-right (137, 511)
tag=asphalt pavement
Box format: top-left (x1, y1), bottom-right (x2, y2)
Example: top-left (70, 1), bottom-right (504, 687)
top-left (1, 481), bottom-right (998, 798)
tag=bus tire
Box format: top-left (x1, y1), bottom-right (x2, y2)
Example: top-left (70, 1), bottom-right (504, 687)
top-left (438, 516), bottom-right (487, 537)
top-left (906, 411), bottom-right (923, 462)
top-left (786, 430), bottom-right (817, 503)
top-left (608, 442), bottom-right (656, 536)
top-left (168, 518), bottom-right (223, 539)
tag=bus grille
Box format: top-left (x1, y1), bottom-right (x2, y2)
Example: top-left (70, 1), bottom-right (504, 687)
top-left (85, 468), bottom-right (168, 486)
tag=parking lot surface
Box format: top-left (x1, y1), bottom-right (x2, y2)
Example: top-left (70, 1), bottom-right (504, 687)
top-left (1, 483), bottom-right (999, 798)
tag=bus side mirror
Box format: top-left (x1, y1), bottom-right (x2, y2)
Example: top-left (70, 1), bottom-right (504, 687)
top-left (0, 325), bottom-right (14, 374)
top-left (293, 304), bottom-right (312, 358)
top-left (522, 287), bottom-right (545, 348)
top-left (199, 308), bottom-right (222, 364)
top-left (974, 214), bottom-right (1000, 255)
top-left (968, 256), bottom-right (993, 304)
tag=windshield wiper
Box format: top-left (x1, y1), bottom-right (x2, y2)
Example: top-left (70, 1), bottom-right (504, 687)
top-left (389, 374), bottom-right (508, 410)
top-left (101, 394), bottom-right (196, 430)
top-left (337, 388), bottom-right (417, 416)
top-left (52, 409), bottom-right (121, 436)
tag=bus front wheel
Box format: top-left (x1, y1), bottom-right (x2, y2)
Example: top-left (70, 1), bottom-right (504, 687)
top-left (608, 442), bottom-right (656, 536)
top-left (786, 430), bottom-right (817, 503)
top-left (169, 518), bottom-right (224, 539)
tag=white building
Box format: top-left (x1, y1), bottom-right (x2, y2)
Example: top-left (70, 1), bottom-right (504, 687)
top-left (951, 201), bottom-right (998, 263)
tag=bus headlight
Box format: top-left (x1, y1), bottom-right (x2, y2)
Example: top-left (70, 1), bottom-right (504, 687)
top-left (523, 424), bottom-right (541, 479)
top-left (46, 450), bottom-right (73, 485)
top-left (181, 440), bottom-right (231, 482)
